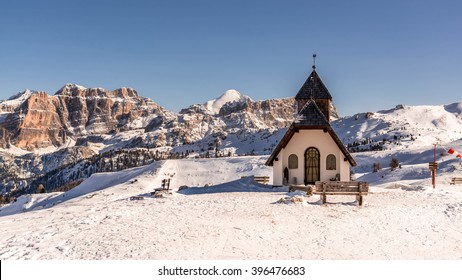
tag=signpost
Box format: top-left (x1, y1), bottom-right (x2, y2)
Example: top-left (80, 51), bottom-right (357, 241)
top-left (428, 162), bottom-right (438, 189)
top-left (429, 144), bottom-right (438, 189)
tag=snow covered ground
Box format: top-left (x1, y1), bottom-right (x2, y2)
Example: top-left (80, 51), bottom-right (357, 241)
top-left (0, 156), bottom-right (461, 259)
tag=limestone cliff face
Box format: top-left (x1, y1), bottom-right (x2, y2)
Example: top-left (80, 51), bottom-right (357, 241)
top-left (145, 97), bottom-right (297, 148)
top-left (0, 84), bottom-right (339, 151)
top-left (54, 84), bottom-right (152, 135)
top-left (219, 97), bottom-right (296, 130)
top-left (15, 91), bottom-right (64, 149)
top-left (0, 84), bottom-right (167, 150)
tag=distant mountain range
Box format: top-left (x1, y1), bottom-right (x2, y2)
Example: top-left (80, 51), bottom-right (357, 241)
top-left (0, 84), bottom-right (295, 195)
top-left (0, 84), bottom-right (461, 196)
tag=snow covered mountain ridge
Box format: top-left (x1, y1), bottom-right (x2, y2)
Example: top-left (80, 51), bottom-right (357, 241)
top-left (203, 89), bottom-right (252, 115)
top-left (334, 103), bottom-right (462, 152)
top-left (0, 84), bottom-right (167, 150)
top-left (1, 83), bottom-right (461, 197)
top-left (0, 85), bottom-right (295, 194)
top-left (0, 85), bottom-right (294, 151)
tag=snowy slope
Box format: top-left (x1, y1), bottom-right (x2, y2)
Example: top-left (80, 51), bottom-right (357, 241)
top-left (333, 103), bottom-right (462, 150)
top-left (0, 156), bottom-right (461, 259)
top-left (0, 156), bottom-right (271, 216)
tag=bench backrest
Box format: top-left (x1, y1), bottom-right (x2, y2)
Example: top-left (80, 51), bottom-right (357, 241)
top-left (254, 176), bottom-right (270, 184)
top-left (315, 181), bottom-right (369, 193)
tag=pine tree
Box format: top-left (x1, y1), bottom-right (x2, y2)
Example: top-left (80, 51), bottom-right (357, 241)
top-left (390, 157), bottom-right (399, 171)
top-left (372, 162), bottom-right (381, 173)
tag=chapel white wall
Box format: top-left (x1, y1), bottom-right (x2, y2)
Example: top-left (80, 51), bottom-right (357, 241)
top-left (272, 129), bottom-right (351, 185)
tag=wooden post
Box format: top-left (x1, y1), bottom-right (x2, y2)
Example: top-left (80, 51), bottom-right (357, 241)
top-left (433, 144), bottom-right (436, 189)
top-left (428, 162), bottom-right (438, 189)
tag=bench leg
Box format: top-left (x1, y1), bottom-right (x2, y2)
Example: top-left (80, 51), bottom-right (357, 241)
top-left (357, 195), bottom-right (363, 206)
top-left (306, 186), bottom-right (313, 197)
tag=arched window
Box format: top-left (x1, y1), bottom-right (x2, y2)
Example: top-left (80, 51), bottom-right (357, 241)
top-left (326, 154), bottom-right (336, 170)
top-left (288, 154), bottom-right (298, 169)
top-left (305, 148), bottom-right (320, 184)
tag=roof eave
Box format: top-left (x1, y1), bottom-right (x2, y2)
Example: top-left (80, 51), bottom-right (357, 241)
top-left (265, 125), bottom-right (296, 166)
top-left (326, 128), bottom-right (357, 166)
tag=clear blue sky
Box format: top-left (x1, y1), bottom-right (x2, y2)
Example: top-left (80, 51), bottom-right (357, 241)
top-left (1, 0), bottom-right (461, 116)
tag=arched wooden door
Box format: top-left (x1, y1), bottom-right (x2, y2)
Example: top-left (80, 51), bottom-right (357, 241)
top-left (305, 147), bottom-right (320, 184)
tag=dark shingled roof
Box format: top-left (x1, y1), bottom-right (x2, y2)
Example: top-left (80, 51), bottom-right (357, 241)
top-left (295, 70), bottom-right (332, 100)
top-left (296, 100), bottom-right (330, 126)
top-left (265, 100), bottom-right (356, 167)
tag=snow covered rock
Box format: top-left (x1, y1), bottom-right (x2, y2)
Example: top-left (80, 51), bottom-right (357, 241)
top-left (204, 89), bottom-right (252, 115)
top-left (277, 195), bottom-right (308, 205)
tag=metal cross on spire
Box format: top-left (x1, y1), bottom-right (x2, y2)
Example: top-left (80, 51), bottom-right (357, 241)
top-left (312, 53), bottom-right (317, 70)
top-left (310, 53), bottom-right (316, 99)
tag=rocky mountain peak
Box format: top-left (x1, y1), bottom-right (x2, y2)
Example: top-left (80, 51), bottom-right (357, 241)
top-left (203, 89), bottom-right (252, 115)
top-left (7, 89), bottom-right (36, 101)
top-left (220, 89), bottom-right (243, 100)
top-left (110, 87), bottom-right (139, 99)
top-left (0, 85), bottom-right (167, 150)
top-left (1, 89), bottom-right (36, 112)
top-left (54, 84), bottom-right (138, 99)
top-left (55, 83), bottom-right (87, 96)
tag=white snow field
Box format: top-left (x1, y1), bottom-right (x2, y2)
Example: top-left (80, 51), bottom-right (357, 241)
top-left (1, 156), bottom-right (462, 260)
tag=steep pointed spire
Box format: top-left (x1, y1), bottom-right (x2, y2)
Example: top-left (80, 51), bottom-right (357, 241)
top-left (295, 57), bottom-right (333, 120)
top-left (295, 69), bottom-right (332, 100)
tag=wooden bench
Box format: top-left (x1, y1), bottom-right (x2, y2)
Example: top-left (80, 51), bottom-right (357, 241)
top-left (242, 176), bottom-right (270, 185)
top-left (450, 177), bottom-right (462, 185)
top-left (254, 176), bottom-right (270, 184)
top-left (313, 181), bottom-right (369, 206)
top-left (151, 179), bottom-right (171, 196)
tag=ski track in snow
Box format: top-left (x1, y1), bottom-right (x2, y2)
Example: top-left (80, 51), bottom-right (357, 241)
top-left (0, 156), bottom-right (461, 260)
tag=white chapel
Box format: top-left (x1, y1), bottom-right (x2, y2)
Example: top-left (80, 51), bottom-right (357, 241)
top-left (266, 61), bottom-right (356, 186)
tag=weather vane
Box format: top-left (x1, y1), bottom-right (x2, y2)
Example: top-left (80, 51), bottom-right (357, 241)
top-left (312, 54), bottom-right (317, 70)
